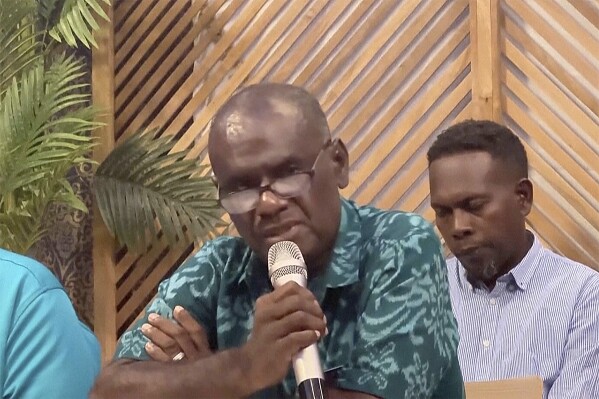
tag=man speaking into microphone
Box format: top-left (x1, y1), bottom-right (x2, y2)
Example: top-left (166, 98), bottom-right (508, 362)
top-left (91, 83), bottom-right (464, 398)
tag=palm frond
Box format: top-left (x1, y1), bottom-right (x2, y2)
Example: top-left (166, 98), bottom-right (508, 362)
top-left (0, 55), bottom-right (98, 195)
top-left (0, 53), bottom-right (99, 253)
top-left (0, 0), bottom-right (42, 97)
top-left (94, 128), bottom-right (224, 253)
top-left (47, 0), bottom-right (110, 48)
top-left (0, 174), bottom-right (76, 254)
top-left (0, 0), bottom-right (107, 254)
top-left (0, 213), bottom-right (46, 254)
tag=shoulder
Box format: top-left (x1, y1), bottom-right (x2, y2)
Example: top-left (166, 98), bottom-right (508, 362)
top-left (0, 250), bottom-right (99, 361)
top-left (539, 248), bottom-right (599, 290)
top-left (354, 201), bottom-right (437, 242)
top-left (347, 203), bottom-right (445, 282)
top-left (0, 249), bottom-right (64, 302)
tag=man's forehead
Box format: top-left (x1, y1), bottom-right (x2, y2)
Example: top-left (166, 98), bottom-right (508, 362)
top-left (219, 98), bottom-right (304, 141)
top-left (429, 153), bottom-right (511, 201)
top-left (430, 152), bottom-right (495, 178)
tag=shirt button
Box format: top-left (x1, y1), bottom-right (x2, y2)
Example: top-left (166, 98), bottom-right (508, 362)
top-left (489, 298), bottom-right (496, 305)
top-left (482, 339), bottom-right (490, 348)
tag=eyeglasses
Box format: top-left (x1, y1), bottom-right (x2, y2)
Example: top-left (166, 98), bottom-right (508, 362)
top-left (217, 139), bottom-right (334, 214)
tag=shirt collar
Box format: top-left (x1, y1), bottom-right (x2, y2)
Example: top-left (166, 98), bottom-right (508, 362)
top-left (509, 232), bottom-right (542, 290)
top-left (240, 198), bottom-right (362, 302)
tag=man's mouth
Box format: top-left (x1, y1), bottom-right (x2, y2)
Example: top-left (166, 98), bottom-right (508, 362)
top-left (261, 223), bottom-right (303, 244)
top-left (454, 246), bottom-right (483, 258)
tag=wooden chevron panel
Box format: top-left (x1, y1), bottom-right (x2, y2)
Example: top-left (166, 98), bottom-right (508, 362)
top-left (500, 0), bottom-right (599, 268)
top-left (92, 0), bottom-right (599, 360)
top-left (106, 0), bottom-right (476, 336)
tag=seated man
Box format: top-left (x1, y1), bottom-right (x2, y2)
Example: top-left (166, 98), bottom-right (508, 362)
top-left (90, 83), bottom-right (464, 398)
top-left (427, 119), bottom-right (599, 398)
top-left (0, 248), bottom-right (101, 398)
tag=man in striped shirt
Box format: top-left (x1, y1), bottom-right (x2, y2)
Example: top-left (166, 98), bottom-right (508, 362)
top-left (427, 120), bottom-right (599, 399)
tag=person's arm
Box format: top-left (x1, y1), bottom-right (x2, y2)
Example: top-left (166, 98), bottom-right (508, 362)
top-left (333, 221), bottom-right (464, 399)
top-left (142, 224), bottom-right (463, 399)
top-left (91, 350), bottom-right (254, 399)
top-left (90, 282), bottom-right (327, 398)
top-left (144, 309), bottom-right (377, 398)
top-left (547, 275), bottom-right (599, 399)
top-left (4, 289), bottom-right (100, 398)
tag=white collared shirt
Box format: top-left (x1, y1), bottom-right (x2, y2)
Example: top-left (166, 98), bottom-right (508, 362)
top-left (447, 233), bottom-right (599, 399)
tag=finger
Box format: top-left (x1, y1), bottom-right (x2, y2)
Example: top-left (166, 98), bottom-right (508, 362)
top-left (147, 314), bottom-right (199, 358)
top-left (173, 306), bottom-right (212, 358)
top-left (269, 310), bottom-right (326, 340)
top-left (266, 293), bottom-right (324, 322)
top-left (141, 323), bottom-right (180, 354)
top-left (278, 330), bottom-right (320, 359)
top-left (147, 313), bottom-right (182, 337)
top-left (145, 342), bottom-right (172, 362)
top-left (268, 281), bottom-right (316, 303)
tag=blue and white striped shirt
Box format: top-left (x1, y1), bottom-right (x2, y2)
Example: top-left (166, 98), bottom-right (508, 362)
top-left (447, 233), bottom-right (599, 399)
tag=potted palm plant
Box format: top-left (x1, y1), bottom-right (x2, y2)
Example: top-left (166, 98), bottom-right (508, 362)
top-left (0, 0), bottom-right (222, 259)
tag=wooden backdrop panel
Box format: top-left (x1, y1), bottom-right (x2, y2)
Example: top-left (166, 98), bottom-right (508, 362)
top-left (92, 0), bottom-right (599, 362)
top-left (500, 0), bottom-right (599, 267)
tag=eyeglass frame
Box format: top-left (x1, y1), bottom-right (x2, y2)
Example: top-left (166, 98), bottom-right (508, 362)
top-left (213, 138), bottom-right (336, 214)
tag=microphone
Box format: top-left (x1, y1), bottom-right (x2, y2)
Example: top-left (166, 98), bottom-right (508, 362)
top-left (268, 241), bottom-right (327, 399)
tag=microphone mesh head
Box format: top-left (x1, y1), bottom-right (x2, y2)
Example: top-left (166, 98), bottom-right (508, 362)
top-left (267, 241), bottom-right (307, 286)
top-left (268, 241), bottom-right (304, 265)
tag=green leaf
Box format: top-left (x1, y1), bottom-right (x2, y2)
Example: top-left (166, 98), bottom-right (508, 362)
top-left (94, 128), bottom-right (224, 253)
top-left (0, 53), bottom-right (100, 253)
top-left (48, 0), bottom-right (110, 49)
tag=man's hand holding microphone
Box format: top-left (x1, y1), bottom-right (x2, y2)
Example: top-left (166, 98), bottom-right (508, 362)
top-left (142, 241), bottom-right (328, 397)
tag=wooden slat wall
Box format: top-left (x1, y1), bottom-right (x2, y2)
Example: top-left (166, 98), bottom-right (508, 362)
top-left (92, 0), bottom-right (599, 361)
top-left (500, 0), bottom-right (599, 267)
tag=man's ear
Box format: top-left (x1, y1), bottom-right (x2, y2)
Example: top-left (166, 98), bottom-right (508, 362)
top-left (331, 139), bottom-right (349, 189)
top-left (515, 178), bottom-right (533, 216)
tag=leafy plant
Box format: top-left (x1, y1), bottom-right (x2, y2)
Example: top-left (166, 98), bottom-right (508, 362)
top-left (0, 0), bottom-right (109, 254)
top-left (0, 56), bottom-right (99, 252)
top-left (94, 129), bottom-right (223, 253)
top-left (0, 0), bottom-right (223, 255)
top-left (44, 0), bottom-right (110, 48)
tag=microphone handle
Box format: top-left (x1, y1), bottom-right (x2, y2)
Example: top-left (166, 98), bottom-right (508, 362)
top-left (298, 378), bottom-right (327, 399)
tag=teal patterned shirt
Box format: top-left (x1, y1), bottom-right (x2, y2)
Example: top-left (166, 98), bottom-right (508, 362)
top-left (115, 199), bottom-right (464, 398)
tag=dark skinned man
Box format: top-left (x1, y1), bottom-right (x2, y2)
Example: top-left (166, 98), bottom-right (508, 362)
top-left (91, 83), bottom-right (464, 399)
top-left (427, 120), bottom-right (599, 399)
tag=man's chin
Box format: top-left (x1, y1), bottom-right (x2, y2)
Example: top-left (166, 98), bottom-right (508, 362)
top-left (462, 263), bottom-right (500, 285)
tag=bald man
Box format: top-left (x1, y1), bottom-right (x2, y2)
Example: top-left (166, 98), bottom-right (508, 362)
top-left (91, 84), bottom-right (464, 399)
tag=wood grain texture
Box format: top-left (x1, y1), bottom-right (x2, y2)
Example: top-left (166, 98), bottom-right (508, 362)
top-left (91, 0), bottom-right (599, 362)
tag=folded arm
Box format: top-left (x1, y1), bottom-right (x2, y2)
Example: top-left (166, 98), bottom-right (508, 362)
top-left (90, 351), bottom-right (251, 399)
top-left (91, 282), bottom-right (326, 398)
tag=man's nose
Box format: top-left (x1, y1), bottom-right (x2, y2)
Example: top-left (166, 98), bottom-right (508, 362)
top-left (451, 210), bottom-right (473, 239)
top-left (255, 189), bottom-right (288, 217)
